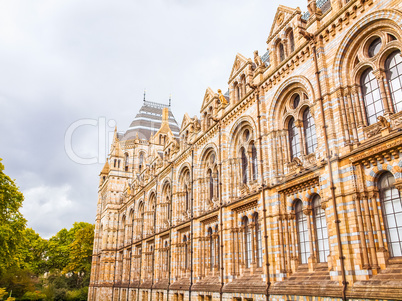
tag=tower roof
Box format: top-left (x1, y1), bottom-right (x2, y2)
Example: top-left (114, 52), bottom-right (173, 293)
top-left (122, 100), bottom-right (180, 141)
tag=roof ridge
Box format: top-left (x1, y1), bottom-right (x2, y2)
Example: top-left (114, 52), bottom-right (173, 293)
top-left (143, 100), bottom-right (170, 109)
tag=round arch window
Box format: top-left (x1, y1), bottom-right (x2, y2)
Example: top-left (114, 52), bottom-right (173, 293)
top-left (368, 37), bottom-right (382, 58)
top-left (292, 94), bottom-right (300, 109)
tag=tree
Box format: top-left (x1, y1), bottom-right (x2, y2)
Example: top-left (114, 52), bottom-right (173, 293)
top-left (15, 228), bottom-right (48, 275)
top-left (63, 223), bottom-right (94, 288)
top-left (0, 158), bottom-right (27, 277)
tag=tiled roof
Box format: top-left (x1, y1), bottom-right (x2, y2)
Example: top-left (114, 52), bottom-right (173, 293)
top-left (122, 101), bottom-right (180, 141)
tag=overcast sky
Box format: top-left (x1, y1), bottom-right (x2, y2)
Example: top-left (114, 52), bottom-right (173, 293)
top-left (0, 0), bottom-right (301, 238)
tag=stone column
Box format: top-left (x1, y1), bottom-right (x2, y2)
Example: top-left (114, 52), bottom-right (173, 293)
top-left (278, 216), bottom-right (286, 273)
top-left (295, 120), bottom-right (305, 157)
top-left (362, 194), bottom-right (379, 269)
top-left (304, 208), bottom-right (316, 269)
top-left (284, 216), bottom-right (292, 273)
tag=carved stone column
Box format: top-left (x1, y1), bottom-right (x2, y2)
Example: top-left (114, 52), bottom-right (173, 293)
top-left (362, 193), bottom-right (379, 269)
top-left (231, 228), bottom-right (236, 276)
top-left (303, 208), bottom-right (317, 270)
top-left (284, 216), bottom-right (292, 273)
top-left (290, 214), bottom-right (298, 268)
top-left (295, 119), bottom-right (305, 157)
top-left (278, 216), bottom-right (286, 273)
top-left (375, 72), bottom-right (392, 115)
top-left (250, 222), bottom-right (256, 266)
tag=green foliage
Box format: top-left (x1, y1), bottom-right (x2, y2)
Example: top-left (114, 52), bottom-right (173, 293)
top-left (16, 228), bottom-right (48, 275)
top-left (20, 290), bottom-right (46, 301)
top-left (0, 159), bottom-right (27, 277)
top-left (64, 223), bottom-right (94, 287)
top-left (0, 159), bottom-right (95, 300)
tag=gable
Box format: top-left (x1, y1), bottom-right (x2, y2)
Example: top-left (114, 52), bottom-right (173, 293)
top-left (180, 113), bottom-right (192, 132)
top-left (200, 87), bottom-right (217, 112)
top-left (267, 5), bottom-right (299, 43)
top-left (228, 53), bottom-right (249, 83)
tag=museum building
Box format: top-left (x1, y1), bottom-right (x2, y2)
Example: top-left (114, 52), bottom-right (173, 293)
top-left (88, 0), bottom-right (402, 300)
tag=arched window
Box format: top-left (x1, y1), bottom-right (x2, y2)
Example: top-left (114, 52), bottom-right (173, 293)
top-left (254, 213), bottom-right (262, 268)
top-left (243, 217), bottom-right (252, 268)
top-left (289, 30), bottom-right (295, 53)
top-left (303, 108), bottom-right (317, 155)
top-left (279, 43), bottom-right (285, 62)
top-left (183, 235), bottom-right (189, 270)
top-left (208, 228), bottom-right (214, 270)
top-left (295, 200), bottom-right (310, 264)
top-left (215, 169), bottom-right (219, 199)
top-left (385, 51), bottom-right (402, 113)
top-left (114, 159), bottom-right (117, 168)
top-left (185, 185), bottom-right (189, 212)
top-left (215, 226), bottom-right (220, 268)
top-left (139, 153), bottom-right (144, 172)
top-left (236, 84), bottom-right (240, 101)
top-left (288, 117), bottom-right (300, 159)
top-left (241, 76), bottom-right (247, 96)
top-left (124, 153), bottom-right (129, 171)
top-left (251, 143), bottom-right (258, 181)
top-left (379, 172), bottom-right (402, 257)
top-left (209, 169), bottom-right (214, 201)
top-left (361, 68), bottom-right (383, 125)
top-left (312, 195), bottom-right (329, 262)
top-left (241, 147), bottom-right (248, 184)
top-left (163, 241), bottom-right (169, 277)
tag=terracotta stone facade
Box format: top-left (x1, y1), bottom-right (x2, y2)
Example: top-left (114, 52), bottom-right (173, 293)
top-left (88, 0), bottom-right (402, 300)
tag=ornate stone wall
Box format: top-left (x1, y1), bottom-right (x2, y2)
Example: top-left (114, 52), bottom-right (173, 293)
top-left (89, 0), bottom-right (402, 300)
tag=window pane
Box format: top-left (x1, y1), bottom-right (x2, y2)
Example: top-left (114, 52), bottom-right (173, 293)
top-left (362, 68), bottom-right (384, 125)
top-left (380, 173), bottom-right (402, 257)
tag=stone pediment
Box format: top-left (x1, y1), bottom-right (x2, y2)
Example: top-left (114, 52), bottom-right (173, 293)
top-left (180, 113), bottom-right (192, 132)
top-left (267, 5), bottom-right (298, 43)
top-left (228, 53), bottom-right (249, 83)
top-left (200, 87), bottom-right (217, 112)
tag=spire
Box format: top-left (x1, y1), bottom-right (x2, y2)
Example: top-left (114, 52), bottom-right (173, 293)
top-left (113, 126), bottom-right (118, 142)
top-left (143, 89), bottom-right (146, 103)
top-left (169, 94), bottom-right (172, 107)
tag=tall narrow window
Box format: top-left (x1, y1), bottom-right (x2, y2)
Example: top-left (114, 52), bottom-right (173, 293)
top-left (241, 147), bottom-right (248, 184)
top-left (279, 43), bottom-right (285, 62)
top-left (215, 169), bottom-right (219, 199)
top-left (289, 30), bottom-right (295, 53)
top-left (303, 108), bottom-right (317, 155)
top-left (243, 217), bottom-right (252, 268)
top-left (215, 226), bottom-right (220, 268)
top-left (288, 117), bottom-right (300, 159)
top-left (295, 200), bottom-right (310, 264)
top-left (385, 51), bottom-right (402, 113)
top-left (163, 241), bottom-right (169, 276)
top-left (139, 153), bottom-right (144, 172)
top-left (361, 68), bottom-right (383, 125)
top-left (185, 185), bottom-right (189, 212)
top-left (254, 213), bottom-right (262, 268)
top-left (379, 172), bottom-right (402, 257)
top-left (124, 153), bottom-right (129, 171)
top-left (208, 228), bottom-right (214, 270)
top-left (312, 195), bottom-right (329, 262)
top-left (183, 236), bottom-right (188, 270)
top-left (236, 84), bottom-right (240, 101)
top-left (209, 169), bottom-right (214, 200)
top-left (251, 143), bottom-right (258, 181)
